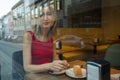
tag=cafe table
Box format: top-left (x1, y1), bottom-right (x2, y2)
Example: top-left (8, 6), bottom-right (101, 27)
top-left (23, 60), bottom-right (120, 80)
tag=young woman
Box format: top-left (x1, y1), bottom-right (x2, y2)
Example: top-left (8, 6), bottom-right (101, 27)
top-left (23, 5), bottom-right (69, 73)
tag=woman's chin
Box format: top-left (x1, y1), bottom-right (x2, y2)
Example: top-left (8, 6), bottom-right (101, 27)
top-left (43, 25), bottom-right (52, 28)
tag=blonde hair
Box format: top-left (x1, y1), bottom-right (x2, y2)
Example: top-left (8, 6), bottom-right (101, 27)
top-left (32, 5), bottom-right (57, 39)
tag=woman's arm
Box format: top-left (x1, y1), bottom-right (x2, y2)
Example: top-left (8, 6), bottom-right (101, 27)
top-left (23, 32), bottom-right (67, 73)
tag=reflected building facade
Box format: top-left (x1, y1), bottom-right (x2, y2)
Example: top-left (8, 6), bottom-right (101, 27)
top-left (12, 0), bottom-right (25, 36)
top-left (23, 0), bottom-right (101, 28)
top-left (11, 0), bottom-right (101, 38)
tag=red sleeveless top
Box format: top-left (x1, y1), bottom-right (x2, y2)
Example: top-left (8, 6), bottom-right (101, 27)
top-left (27, 31), bottom-right (53, 64)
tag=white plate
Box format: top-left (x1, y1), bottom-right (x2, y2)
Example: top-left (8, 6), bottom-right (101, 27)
top-left (49, 70), bottom-right (65, 75)
top-left (65, 68), bottom-right (86, 78)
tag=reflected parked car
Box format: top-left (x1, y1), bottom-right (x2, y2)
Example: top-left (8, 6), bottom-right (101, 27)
top-left (4, 35), bottom-right (7, 40)
top-left (7, 35), bottom-right (11, 40)
top-left (11, 35), bottom-right (18, 40)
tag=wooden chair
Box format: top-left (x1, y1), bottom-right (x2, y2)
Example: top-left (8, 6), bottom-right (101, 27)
top-left (12, 50), bottom-right (25, 80)
top-left (104, 44), bottom-right (120, 69)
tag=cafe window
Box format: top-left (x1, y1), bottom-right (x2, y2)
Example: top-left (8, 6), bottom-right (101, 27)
top-left (67, 0), bottom-right (101, 28)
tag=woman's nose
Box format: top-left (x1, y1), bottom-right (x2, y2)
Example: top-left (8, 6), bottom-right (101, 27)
top-left (43, 15), bottom-right (48, 20)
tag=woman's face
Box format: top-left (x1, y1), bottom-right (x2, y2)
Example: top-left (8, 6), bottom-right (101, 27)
top-left (40, 6), bottom-right (55, 28)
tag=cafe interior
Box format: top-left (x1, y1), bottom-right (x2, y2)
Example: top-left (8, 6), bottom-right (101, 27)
top-left (1, 0), bottom-right (120, 80)
top-left (50, 0), bottom-right (120, 79)
top-left (54, 0), bottom-right (120, 62)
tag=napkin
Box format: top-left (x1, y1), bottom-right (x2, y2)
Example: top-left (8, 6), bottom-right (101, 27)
top-left (111, 74), bottom-right (120, 80)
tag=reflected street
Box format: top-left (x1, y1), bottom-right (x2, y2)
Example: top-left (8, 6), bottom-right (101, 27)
top-left (0, 40), bottom-right (22, 80)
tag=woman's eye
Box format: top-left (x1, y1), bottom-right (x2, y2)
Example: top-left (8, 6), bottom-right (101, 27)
top-left (46, 12), bottom-right (52, 16)
top-left (40, 12), bottom-right (52, 17)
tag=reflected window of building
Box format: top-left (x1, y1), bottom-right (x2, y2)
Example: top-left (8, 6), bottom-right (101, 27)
top-left (35, 8), bottom-right (39, 18)
top-left (39, 6), bottom-right (42, 16)
top-left (50, 3), bottom-right (54, 9)
top-left (31, 9), bottom-right (34, 19)
top-left (43, 2), bottom-right (49, 7)
top-left (56, 0), bottom-right (62, 11)
top-left (26, 12), bottom-right (30, 22)
top-left (50, 0), bottom-right (54, 3)
top-left (50, 0), bottom-right (54, 9)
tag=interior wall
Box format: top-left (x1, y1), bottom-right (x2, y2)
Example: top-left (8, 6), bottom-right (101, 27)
top-left (55, 28), bottom-right (103, 43)
top-left (55, 0), bottom-right (120, 43)
top-left (102, 0), bottom-right (120, 40)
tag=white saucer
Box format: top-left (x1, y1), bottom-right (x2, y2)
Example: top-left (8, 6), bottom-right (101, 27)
top-left (49, 70), bottom-right (65, 75)
top-left (65, 68), bottom-right (86, 78)
top-left (111, 74), bottom-right (120, 80)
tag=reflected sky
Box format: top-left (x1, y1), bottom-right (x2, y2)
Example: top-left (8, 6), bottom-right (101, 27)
top-left (0, 0), bottom-right (20, 18)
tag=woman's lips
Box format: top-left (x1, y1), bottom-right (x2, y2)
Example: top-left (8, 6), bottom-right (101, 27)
top-left (44, 22), bottom-right (49, 25)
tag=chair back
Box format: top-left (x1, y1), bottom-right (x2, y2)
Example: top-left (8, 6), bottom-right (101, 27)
top-left (104, 44), bottom-right (120, 67)
top-left (12, 50), bottom-right (25, 80)
top-left (0, 65), bottom-right (1, 80)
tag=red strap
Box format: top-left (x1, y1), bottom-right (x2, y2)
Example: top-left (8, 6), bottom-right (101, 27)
top-left (27, 31), bottom-right (35, 40)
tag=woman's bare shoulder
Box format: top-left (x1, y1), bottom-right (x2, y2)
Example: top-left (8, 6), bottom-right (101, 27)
top-left (23, 31), bottom-right (32, 40)
top-left (24, 31), bottom-right (31, 35)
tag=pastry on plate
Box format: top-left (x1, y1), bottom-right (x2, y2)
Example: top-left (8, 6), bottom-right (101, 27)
top-left (73, 65), bottom-right (82, 77)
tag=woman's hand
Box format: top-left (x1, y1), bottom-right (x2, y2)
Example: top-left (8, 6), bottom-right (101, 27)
top-left (49, 60), bottom-right (69, 72)
top-left (62, 60), bottom-right (70, 68)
